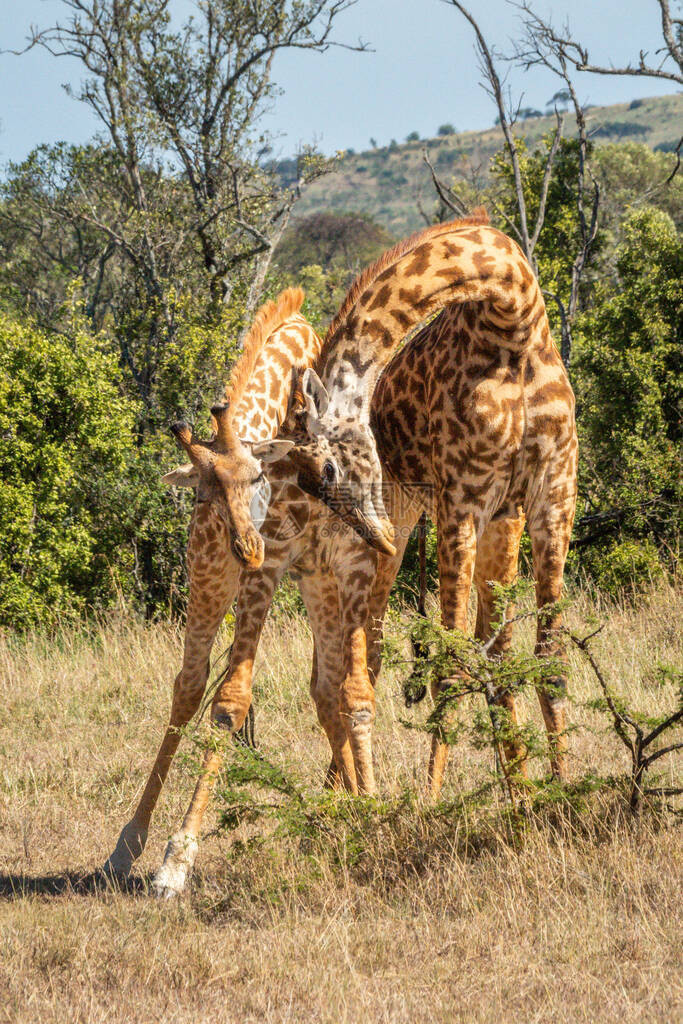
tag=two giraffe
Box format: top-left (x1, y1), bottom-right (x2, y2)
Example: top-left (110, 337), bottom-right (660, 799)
top-left (105, 212), bottom-right (577, 896)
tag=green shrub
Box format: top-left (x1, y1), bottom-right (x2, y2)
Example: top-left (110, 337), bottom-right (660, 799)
top-left (572, 207), bottom-right (682, 571)
top-left (578, 539), bottom-right (664, 599)
top-left (0, 313), bottom-right (137, 627)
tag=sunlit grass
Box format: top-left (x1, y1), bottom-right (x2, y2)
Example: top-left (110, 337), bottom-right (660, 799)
top-left (0, 579), bottom-right (680, 1023)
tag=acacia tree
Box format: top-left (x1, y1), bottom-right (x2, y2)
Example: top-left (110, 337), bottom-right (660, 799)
top-left (9, 0), bottom-right (364, 407)
top-left (427, 0), bottom-right (681, 366)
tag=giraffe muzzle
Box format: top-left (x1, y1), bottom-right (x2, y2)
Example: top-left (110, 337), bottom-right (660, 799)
top-left (341, 507), bottom-right (397, 557)
top-left (231, 530), bottom-right (265, 570)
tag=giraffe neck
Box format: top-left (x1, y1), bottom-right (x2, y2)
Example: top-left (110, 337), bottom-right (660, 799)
top-left (316, 223), bottom-right (544, 419)
top-left (231, 313), bottom-right (323, 443)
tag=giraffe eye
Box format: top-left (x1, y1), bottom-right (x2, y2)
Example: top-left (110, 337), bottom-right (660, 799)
top-left (322, 460), bottom-right (337, 486)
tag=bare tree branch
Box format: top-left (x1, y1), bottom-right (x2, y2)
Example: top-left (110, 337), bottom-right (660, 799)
top-left (421, 147), bottom-right (470, 217)
top-left (444, 1), bottom-right (534, 264)
top-left (513, 0), bottom-right (682, 85)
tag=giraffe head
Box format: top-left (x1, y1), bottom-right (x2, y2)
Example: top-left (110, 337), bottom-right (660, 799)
top-left (284, 367), bottom-right (397, 557)
top-left (165, 403), bottom-right (293, 570)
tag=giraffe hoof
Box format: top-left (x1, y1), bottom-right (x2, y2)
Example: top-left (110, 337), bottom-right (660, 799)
top-left (211, 706), bottom-right (234, 731)
top-left (102, 822), bottom-right (148, 878)
top-left (151, 876), bottom-right (184, 900)
top-left (151, 833), bottom-right (198, 899)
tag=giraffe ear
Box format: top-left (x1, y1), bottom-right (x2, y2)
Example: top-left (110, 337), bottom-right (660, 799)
top-left (301, 368), bottom-right (329, 421)
top-left (162, 463), bottom-right (199, 488)
top-left (251, 439), bottom-right (295, 464)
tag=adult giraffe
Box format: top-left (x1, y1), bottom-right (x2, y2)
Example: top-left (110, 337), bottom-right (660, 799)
top-left (295, 212), bottom-right (577, 797)
top-left (149, 211), bottom-right (576, 896)
top-left (351, 286), bottom-right (576, 796)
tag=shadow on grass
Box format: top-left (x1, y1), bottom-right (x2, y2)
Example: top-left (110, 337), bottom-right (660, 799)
top-left (0, 869), bottom-right (154, 900)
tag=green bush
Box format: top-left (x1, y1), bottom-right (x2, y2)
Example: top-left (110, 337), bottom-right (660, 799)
top-left (0, 313), bottom-right (137, 627)
top-left (0, 311), bottom-right (197, 627)
top-left (576, 538), bottom-right (664, 598)
top-left (572, 207), bottom-right (682, 566)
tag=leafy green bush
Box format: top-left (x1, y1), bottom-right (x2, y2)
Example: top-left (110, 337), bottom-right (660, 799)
top-left (0, 313), bottom-right (137, 627)
top-left (0, 310), bottom-right (198, 627)
top-left (572, 207), bottom-right (682, 570)
top-left (576, 539), bottom-right (664, 598)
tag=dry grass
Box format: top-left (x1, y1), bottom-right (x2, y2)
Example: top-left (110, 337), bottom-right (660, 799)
top-left (0, 581), bottom-right (681, 1023)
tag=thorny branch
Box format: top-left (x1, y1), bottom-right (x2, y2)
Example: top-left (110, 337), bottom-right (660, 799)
top-left (566, 628), bottom-right (682, 811)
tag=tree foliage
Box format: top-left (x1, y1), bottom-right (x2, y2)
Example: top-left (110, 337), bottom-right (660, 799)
top-left (0, 313), bottom-right (136, 627)
top-left (570, 207), bottom-right (682, 583)
top-left (274, 210), bottom-right (393, 323)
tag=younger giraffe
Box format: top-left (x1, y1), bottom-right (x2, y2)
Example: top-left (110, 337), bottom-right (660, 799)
top-left (157, 292), bottom-right (313, 572)
top-left (104, 289), bottom-right (329, 877)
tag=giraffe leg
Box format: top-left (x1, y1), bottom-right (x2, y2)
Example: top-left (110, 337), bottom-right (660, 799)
top-left (311, 658), bottom-right (348, 791)
top-left (308, 644), bottom-right (342, 789)
top-left (298, 572), bottom-right (358, 792)
top-left (151, 563), bottom-right (283, 898)
top-left (427, 500), bottom-right (479, 800)
top-left (323, 758), bottom-right (343, 789)
top-left (308, 500), bottom-right (417, 792)
top-left (334, 545), bottom-right (380, 795)
top-left (474, 513), bottom-right (527, 781)
top-left (528, 490), bottom-right (576, 780)
top-left (366, 503), bottom-right (419, 684)
top-left (103, 505), bottom-right (238, 878)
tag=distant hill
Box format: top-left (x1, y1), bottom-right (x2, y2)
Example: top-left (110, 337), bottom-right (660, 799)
top-left (294, 93), bottom-right (682, 236)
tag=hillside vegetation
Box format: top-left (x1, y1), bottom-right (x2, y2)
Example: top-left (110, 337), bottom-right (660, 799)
top-left (294, 93), bottom-right (683, 234)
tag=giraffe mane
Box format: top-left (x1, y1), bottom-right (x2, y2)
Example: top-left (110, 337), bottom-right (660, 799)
top-left (225, 287), bottom-right (305, 411)
top-left (324, 208), bottom-right (489, 345)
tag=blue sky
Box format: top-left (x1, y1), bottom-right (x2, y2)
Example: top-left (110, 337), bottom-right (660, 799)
top-left (0, 0), bottom-right (678, 166)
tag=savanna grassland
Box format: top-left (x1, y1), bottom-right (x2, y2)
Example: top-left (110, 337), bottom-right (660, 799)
top-left (0, 580), bottom-right (680, 1024)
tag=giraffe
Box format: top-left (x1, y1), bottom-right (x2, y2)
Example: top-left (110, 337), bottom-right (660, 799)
top-left (103, 288), bottom-right (338, 877)
top-left (299, 216), bottom-right (577, 799)
top-left (148, 213), bottom-right (548, 896)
